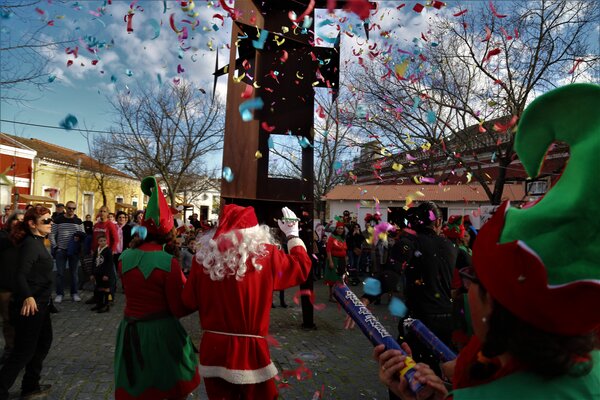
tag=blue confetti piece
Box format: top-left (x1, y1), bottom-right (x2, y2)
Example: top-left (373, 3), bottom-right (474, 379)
top-left (157, 74), bottom-right (162, 85)
top-left (48, 74), bottom-right (56, 83)
top-left (148, 18), bottom-right (161, 40)
top-left (110, 75), bottom-right (117, 83)
top-left (427, 110), bottom-right (436, 124)
top-left (59, 114), bottom-right (78, 130)
top-left (239, 97), bottom-right (264, 122)
top-left (252, 29), bottom-right (268, 49)
top-left (363, 277), bottom-right (382, 296)
top-left (267, 136), bottom-right (274, 149)
top-left (125, 69), bottom-right (133, 77)
top-left (222, 166), bottom-right (234, 182)
top-left (333, 161), bottom-right (342, 170)
top-left (388, 297), bottom-right (408, 317)
top-left (298, 137), bottom-right (312, 148)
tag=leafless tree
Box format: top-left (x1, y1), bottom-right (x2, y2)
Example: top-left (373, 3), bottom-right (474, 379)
top-left (269, 88), bottom-right (359, 217)
top-left (351, 0), bottom-right (599, 204)
top-left (104, 82), bottom-right (225, 205)
top-left (0, 1), bottom-right (74, 103)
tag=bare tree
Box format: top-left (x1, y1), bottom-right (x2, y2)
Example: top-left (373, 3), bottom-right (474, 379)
top-left (351, 0), bottom-right (599, 204)
top-left (313, 90), bottom-right (359, 218)
top-left (0, 1), bottom-right (74, 102)
top-left (104, 82), bottom-right (224, 205)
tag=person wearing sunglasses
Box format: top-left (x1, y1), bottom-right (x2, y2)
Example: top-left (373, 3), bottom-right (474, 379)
top-left (49, 201), bottom-right (84, 303)
top-left (374, 84), bottom-right (600, 399)
top-left (0, 206), bottom-right (55, 400)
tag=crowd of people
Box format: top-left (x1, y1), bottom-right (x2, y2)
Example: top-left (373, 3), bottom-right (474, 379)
top-left (0, 83), bottom-right (598, 399)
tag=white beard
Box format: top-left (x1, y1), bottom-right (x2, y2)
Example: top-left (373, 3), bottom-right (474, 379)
top-left (195, 225), bottom-right (278, 281)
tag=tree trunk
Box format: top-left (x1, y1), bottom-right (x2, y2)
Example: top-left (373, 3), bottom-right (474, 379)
top-left (491, 158), bottom-right (510, 205)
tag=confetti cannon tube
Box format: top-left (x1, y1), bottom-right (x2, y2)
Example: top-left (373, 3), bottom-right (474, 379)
top-left (333, 284), bottom-right (430, 396)
top-left (403, 318), bottom-right (457, 362)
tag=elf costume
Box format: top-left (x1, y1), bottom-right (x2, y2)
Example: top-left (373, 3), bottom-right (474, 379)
top-left (114, 177), bottom-right (200, 400)
top-left (181, 204), bottom-right (311, 400)
top-left (324, 221), bottom-right (348, 285)
top-left (451, 84), bottom-right (600, 399)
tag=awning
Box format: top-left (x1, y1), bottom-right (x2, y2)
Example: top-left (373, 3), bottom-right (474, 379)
top-left (18, 194), bottom-right (58, 205)
top-left (177, 203), bottom-right (194, 209)
top-left (115, 203), bottom-right (137, 210)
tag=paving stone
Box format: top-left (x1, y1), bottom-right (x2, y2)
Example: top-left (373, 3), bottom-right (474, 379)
top-left (1, 280), bottom-right (399, 399)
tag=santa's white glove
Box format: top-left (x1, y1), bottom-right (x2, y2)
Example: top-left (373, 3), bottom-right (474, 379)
top-left (278, 207), bottom-right (300, 238)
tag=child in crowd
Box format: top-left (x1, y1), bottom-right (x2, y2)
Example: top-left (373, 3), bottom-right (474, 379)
top-left (91, 234), bottom-right (113, 313)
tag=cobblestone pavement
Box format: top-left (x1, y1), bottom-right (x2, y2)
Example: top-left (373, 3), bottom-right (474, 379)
top-left (2, 279), bottom-right (399, 399)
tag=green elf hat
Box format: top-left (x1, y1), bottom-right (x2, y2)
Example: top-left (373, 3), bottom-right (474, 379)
top-left (140, 176), bottom-right (174, 236)
top-left (473, 83), bottom-right (600, 336)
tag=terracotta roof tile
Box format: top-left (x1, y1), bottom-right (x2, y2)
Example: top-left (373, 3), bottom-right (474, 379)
top-left (324, 184), bottom-right (525, 203)
top-left (3, 133), bottom-right (132, 179)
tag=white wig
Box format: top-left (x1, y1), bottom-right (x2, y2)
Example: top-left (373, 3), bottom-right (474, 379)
top-left (195, 225), bottom-right (278, 281)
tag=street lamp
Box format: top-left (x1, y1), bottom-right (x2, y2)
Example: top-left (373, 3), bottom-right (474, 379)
top-left (73, 152), bottom-right (84, 215)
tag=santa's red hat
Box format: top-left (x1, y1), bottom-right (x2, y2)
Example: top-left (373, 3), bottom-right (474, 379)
top-left (213, 204), bottom-right (258, 239)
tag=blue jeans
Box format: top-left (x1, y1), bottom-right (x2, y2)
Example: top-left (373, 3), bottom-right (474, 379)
top-left (55, 249), bottom-right (79, 296)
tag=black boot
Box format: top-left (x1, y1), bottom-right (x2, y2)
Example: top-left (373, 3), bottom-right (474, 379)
top-left (96, 292), bottom-right (110, 313)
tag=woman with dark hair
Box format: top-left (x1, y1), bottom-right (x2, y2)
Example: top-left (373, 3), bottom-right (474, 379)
top-left (113, 177), bottom-right (199, 400)
top-left (0, 206), bottom-right (54, 399)
top-left (0, 210), bottom-right (25, 364)
top-left (324, 221), bottom-right (348, 302)
top-left (373, 84), bottom-right (600, 399)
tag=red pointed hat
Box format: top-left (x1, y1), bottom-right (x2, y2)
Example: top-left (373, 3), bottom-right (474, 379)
top-left (213, 204), bottom-right (258, 239)
top-left (473, 84), bottom-right (600, 335)
top-left (141, 176), bottom-right (174, 236)
top-left (443, 215), bottom-right (465, 239)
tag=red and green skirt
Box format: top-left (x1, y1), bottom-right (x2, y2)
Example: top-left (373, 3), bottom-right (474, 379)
top-left (114, 315), bottom-right (200, 400)
top-left (324, 256), bottom-right (345, 286)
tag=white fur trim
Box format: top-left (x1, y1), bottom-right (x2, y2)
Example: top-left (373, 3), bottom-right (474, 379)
top-left (287, 237), bottom-right (306, 250)
top-left (199, 362), bottom-right (278, 384)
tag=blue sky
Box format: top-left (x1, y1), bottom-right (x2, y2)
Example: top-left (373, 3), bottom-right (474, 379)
top-left (2, 1), bottom-right (596, 164)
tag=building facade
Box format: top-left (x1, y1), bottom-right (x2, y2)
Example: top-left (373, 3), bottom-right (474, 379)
top-left (3, 133), bottom-right (144, 216)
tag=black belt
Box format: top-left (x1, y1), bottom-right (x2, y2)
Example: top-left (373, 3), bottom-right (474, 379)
top-left (122, 311), bottom-right (171, 385)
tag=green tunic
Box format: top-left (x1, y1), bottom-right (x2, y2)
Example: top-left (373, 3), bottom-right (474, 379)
top-left (452, 350), bottom-right (600, 400)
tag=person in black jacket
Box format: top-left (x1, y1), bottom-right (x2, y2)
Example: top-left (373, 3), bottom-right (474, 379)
top-left (0, 210), bottom-right (24, 365)
top-left (0, 205), bottom-right (54, 400)
top-left (394, 202), bottom-right (458, 379)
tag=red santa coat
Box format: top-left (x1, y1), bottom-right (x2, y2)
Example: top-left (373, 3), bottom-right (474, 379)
top-left (181, 239), bottom-right (311, 384)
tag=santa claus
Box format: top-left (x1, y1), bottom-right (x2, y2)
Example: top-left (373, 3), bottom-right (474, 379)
top-left (182, 204), bottom-right (311, 399)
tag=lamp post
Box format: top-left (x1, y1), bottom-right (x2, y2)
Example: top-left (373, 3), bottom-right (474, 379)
top-left (74, 155), bottom-right (83, 215)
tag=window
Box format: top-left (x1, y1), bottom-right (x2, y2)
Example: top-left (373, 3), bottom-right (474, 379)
top-left (201, 194), bottom-right (209, 201)
top-left (116, 196), bottom-right (124, 204)
top-left (268, 135), bottom-right (303, 179)
top-left (83, 193), bottom-right (94, 217)
top-left (526, 180), bottom-right (548, 196)
top-left (132, 198), bottom-right (138, 208)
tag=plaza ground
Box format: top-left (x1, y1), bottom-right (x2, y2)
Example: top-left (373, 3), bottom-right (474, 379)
top-left (2, 279), bottom-right (399, 399)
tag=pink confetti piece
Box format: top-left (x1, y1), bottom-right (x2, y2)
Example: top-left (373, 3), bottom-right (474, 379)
top-left (489, 1), bottom-right (507, 18)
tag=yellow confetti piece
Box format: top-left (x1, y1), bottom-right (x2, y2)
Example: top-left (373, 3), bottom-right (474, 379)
top-left (414, 191), bottom-right (425, 197)
top-left (255, 151), bottom-right (263, 159)
top-left (392, 163), bottom-right (403, 172)
top-left (466, 172), bottom-right (472, 183)
top-left (312, 81), bottom-right (320, 86)
top-left (484, 173), bottom-right (492, 180)
top-left (404, 195), bottom-right (414, 210)
top-left (443, 187), bottom-right (451, 192)
top-left (394, 59), bottom-right (410, 78)
top-left (252, 81), bottom-right (261, 88)
top-left (281, 26), bottom-right (289, 33)
top-left (413, 176), bottom-right (421, 184)
top-left (274, 35), bottom-right (285, 46)
top-left (380, 147), bottom-right (392, 157)
top-left (232, 72), bottom-right (245, 83)
top-left (421, 142), bottom-right (431, 151)
top-left (296, 72), bottom-right (304, 80)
